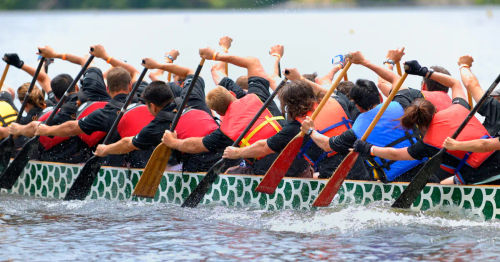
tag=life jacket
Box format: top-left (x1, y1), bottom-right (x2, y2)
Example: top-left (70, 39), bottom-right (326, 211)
top-left (38, 110), bottom-right (71, 150)
top-left (423, 104), bottom-right (494, 183)
top-left (176, 108), bottom-right (219, 139)
top-left (76, 101), bottom-right (107, 147)
top-left (0, 100), bottom-right (17, 127)
top-left (296, 98), bottom-right (353, 168)
top-left (117, 104), bottom-right (154, 138)
top-left (352, 102), bottom-right (423, 182)
top-left (421, 90), bottom-right (452, 112)
top-left (219, 93), bottom-right (284, 147)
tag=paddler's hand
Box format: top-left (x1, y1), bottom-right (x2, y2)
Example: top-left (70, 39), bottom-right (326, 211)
top-left (284, 68), bottom-right (301, 81)
top-left (300, 117), bottom-right (315, 134)
top-left (443, 137), bottom-right (459, 151)
top-left (90, 44), bottom-right (109, 59)
top-left (37, 46), bottom-right (58, 58)
top-left (223, 146), bottom-right (241, 159)
top-left (94, 144), bottom-right (109, 157)
top-left (199, 47), bottom-right (217, 60)
top-left (219, 36), bottom-right (233, 51)
top-left (349, 51), bottom-right (368, 65)
top-left (458, 55), bottom-right (473, 68)
top-left (8, 122), bottom-right (22, 136)
top-left (404, 60), bottom-right (429, 77)
top-left (142, 58), bottom-right (161, 70)
top-left (162, 130), bottom-right (178, 147)
top-left (35, 122), bottom-right (48, 136)
top-left (269, 44), bottom-right (284, 58)
top-left (386, 47), bottom-right (405, 64)
top-left (165, 49), bottom-right (179, 62)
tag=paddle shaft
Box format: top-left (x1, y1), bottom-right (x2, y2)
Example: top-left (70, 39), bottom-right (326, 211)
top-left (396, 63), bottom-right (402, 76)
top-left (0, 64), bottom-right (9, 91)
top-left (392, 73), bottom-right (500, 209)
top-left (15, 57), bottom-right (45, 124)
top-left (182, 78), bottom-right (288, 208)
top-left (169, 58), bottom-right (205, 131)
top-left (312, 72), bottom-right (408, 207)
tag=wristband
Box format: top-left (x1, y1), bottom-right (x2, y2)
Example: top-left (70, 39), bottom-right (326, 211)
top-left (370, 146), bottom-right (375, 156)
top-left (306, 128), bottom-right (314, 136)
top-left (212, 52), bottom-right (219, 61)
top-left (271, 53), bottom-right (281, 59)
top-left (106, 56), bottom-right (113, 64)
top-left (383, 59), bottom-right (395, 65)
top-left (223, 48), bottom-right (228, 53)
top-left (167, 54), bottom-right (174, 62)
top-left (459, 64), bottom-right (470, 69)
top-left (62, 54), bottom-right (67, 60)
top-left (426, 70), bottom-right (434, 79)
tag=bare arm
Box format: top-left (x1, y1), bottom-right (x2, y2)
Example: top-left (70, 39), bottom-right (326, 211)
top-left (38, 46), bottom-right (86, 67)
top-left (316, 64), bottom-right (341, 87)
top-left (8, 122), bottom-right (38, 137)
top-left (350, 51), bottom-right (400, 97)
top-left (149, 69), bottom-right (165, 82)
top-left (371, 146), bottom-right (415, 161)
top-left (378, 47), bottom-right (406, 96)
top-left (143, 58), bottom-right (193, 78)
top-left (36, 120), bottom-right (83, 137)
top-left (285, 68), bottom-right (328, 98)
top-left (223, 139), bottom-right (274, 159)
top-left (0, 127), bottom-right (8, 139)
top-left (300, 117), bottom-right (332, 152)
top-left (430, 71), bottom-right (465, 100)
top-left (162, 130), bottom-right (209, 154)
top-left (90, 44), bottom-right (140, 81)
top-left (443, 137), bottom-right (500, 152)
top-left (21, 63), bottom-right (52, 94)
top-left (457, 55), bottom-right (482, 102)
top-left (211, 61), bottom-right (227, 85)
top-left (94, 137), bottom-right (138, 157)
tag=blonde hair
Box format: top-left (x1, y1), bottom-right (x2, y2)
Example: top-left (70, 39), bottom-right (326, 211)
top-left (18, 84), bottom-right (46, 109)
top-left (206, 86), bottom-right (236, 116)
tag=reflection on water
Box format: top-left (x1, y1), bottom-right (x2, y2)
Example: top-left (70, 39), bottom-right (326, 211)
top-left (1, 194), bottom-right (499, 261)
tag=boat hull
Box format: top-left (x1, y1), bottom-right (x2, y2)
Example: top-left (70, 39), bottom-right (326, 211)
top-left (1, 161), bottom-right (499, 220)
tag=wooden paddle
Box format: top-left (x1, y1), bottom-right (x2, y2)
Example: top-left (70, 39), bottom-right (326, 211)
top-left (396, 63), bottom-right (402, 76)
top-left (0, 55), bottom-right (95, 189)
top-left (313, 72), bottom-right (409, 207)
top-left (0, 57), bottom-right (44, 172)
top-left (255, 61), bottom-right (352, 194)
top-left (182, 77), bottom-right (288, 208)
top-left (467, 91), bottom-right (473, 107)
top-left (0, 64), bottom-right (9, 90)
top-left (392, 73), bottom-right (500, 209)
top-left (64, 65), bottom-right (148, 200)
top-left (132, 58), bottom-right (206, 198)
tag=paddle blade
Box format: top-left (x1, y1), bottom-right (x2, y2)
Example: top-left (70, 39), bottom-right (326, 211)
top-left (64, 156), bottom-right (104, 200)
top-left (312, 151), bottom-right (359, 207)
top-left (0, 137), bottom-right (39, 189)
top-left (392, 150), bottom-right (444, 209)
top-left (256, 135), bottom-right (304, 194)
top-left (133, 144), bottom-right (171, 198)
top-left (0, 137), bottom-right (14, 171)
top-left (182, 159), bottom-right (226, 208)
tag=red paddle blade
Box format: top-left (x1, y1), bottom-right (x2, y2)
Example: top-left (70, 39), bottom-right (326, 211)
top-left (313, 151), bottom-right (359, 207)
top-left (256, 135), bottom-right (304, 194)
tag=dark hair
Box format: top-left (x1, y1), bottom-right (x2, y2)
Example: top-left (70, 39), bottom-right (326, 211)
top-left (302, 72), bottom-right (318, 82)
top-left (349, 79), bottom-right (380, 111)
top-left (279, 80), bottom-right (316, 120)
top-left (142, 81), bottom-right (173, 108)
top-left (400, 98), bottom-right (436, 130)
top-left (423, 66), bottom-right (450, 92)
top-left (337, 81), bottom-right (355, 98)
top-left (51, 74), bottom-right (74, 99)
top-left (106, 67), bottom-right (131, 93)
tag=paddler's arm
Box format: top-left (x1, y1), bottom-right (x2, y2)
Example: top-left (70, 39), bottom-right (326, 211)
top-left (94, 137), bottom-right (138, 157)
top-left (8, 121), bottom-right (38, 137)
top-left (223, 139), bottom-right (274, 159)
top-left (0, 127), bottom-right (8, 139)
top-left (350, 50), bottom-right (402, 97)
top-left (457, 55), bottom-right (482, 102)
top-left (300, 117), bottom-right (332, 152)
top-left (443, 137), bottom-right (500, 152)
top-left (269, 44), bottom-right (284, 86)
top-left (353, 139), bottom-right (415, 161)
top-left (38, 45), bottom-right (86, 67)
top-left (90, 44), bottom-right (140, 82)
top-left (316, 61), bottom-right (343, 87)
top-left (378, 47), bottom-right (406, 96)
top-left (162, 130), bottom-right (209, 154)
top-left (143, 57), bottom-right (193, 79)
top-left (36, 120), bottom-right (83, 137)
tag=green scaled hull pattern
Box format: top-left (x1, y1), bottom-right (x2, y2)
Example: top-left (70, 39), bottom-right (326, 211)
top-left (1, 161), bottom-right (499, 220)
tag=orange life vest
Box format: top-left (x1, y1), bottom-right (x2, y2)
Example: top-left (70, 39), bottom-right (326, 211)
top-left (38, 110), bottom-right (71, 150)
top-left (423, 104), bottom-right (493, 173)
top-left (176, 108), bottom-right (219, 139)
top-left (76, 101), bottom-right (107, 147)
top-left (117, 104), bottom-right (154, 138)
top-left (421, 90), bottom-right (452, 112)
top-left (219, 94), bottom-right (283, 147)
top-left (296, 98), bottom-right (352, 166)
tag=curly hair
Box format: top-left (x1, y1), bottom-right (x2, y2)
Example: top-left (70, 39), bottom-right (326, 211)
top-left (279, 80), bottom-right (316, 120)
top-left (26, 86), bottom-right (46, 109)
top-left (400, 98), bottom-right (435, 130)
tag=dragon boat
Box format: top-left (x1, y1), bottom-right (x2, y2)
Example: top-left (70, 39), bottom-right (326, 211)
top-left (1, 160), bottom-right (499, 220)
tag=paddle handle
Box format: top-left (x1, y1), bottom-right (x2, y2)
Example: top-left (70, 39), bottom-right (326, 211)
top-left (449, 73), bottom-right (500, 141)
top-left (360, 73), bottom-right (408, 141)
top-left (0, 64), bottom-right (9, 91)
top-left (231, 78), bottom-right (287, 147)
top-left (396, 63), bottom-right (402, 76)
top-left (15, 57), bottom-right (45, 124)
top-left (310, 60), bottom-right (352, 122)
top-left (467, 91), bottom-right (473, 107)
top-left (170, 58), bottom-right (205, 131)
top-left (101, 66), bottom-right (148, 145)
top-left (168, 72), bottom-right (172, 82)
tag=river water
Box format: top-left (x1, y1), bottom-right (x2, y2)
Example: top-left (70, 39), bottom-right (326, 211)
top-left (1, 6), bottom-right (500, 261)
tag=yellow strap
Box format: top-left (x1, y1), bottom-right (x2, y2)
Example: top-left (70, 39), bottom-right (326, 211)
top-left (366, 160), bottom-right (380, 180)
top-left (240, 115), bottom-right (284, 147)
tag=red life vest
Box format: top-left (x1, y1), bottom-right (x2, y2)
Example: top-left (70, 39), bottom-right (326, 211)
top-left (423, 104), bottom-right (493, 171)
top-left (219, 94), bottom-right (283, 147)
top-left (421, 90), bottom-right (452, 112)
top-left (38, 110), bottom-right (70, 150)
top-left (296, 98), bottom-right (352, 165)
top-left (176, 108), bottom-right (219, 139)
top-left (76, 101), bottom-right (107, 147)
top-left (117, 104), bottom-right (154, 138)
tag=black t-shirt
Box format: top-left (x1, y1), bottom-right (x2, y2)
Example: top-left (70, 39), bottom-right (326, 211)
top-left (132, 103), bottom-right (176, 150)
top-left (50, 93), bottom-right (79, 125)
top-left (393, 88), bottom-right (424, 109)
top-left (219, 77), bottom-right (246, 99)
top-left (181, 75), bottom-right (211, 115)
top-left (77, 67), bottom-right (110, 103)
top-left (478, 97), bottom-right (500, 136)
top-left (78, 93), bottom-right (127, 135)
top-left (19, 106), bottom-right (43, 125)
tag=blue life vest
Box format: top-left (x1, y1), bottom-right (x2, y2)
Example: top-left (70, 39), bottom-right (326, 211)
top-left (351, 102), bottom-right (423, 182)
